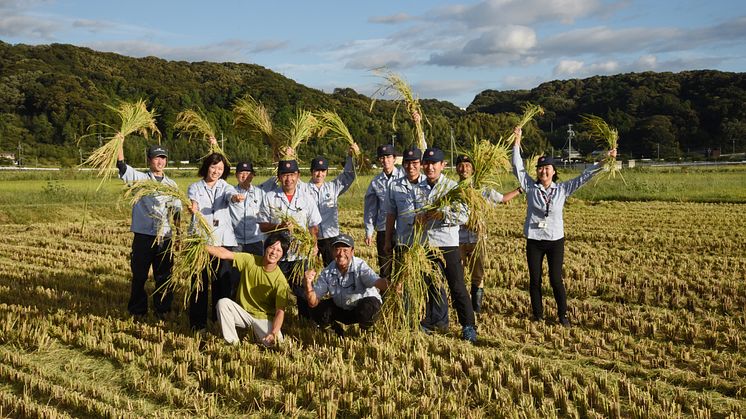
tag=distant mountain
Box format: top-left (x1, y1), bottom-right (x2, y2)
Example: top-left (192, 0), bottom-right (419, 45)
top-left (1, 41), bottom-right (744, 165)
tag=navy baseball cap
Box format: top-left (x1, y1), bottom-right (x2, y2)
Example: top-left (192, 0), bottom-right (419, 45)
top-left (376, 144), bottom-right (396, 158)
top-left (536, 156), bottom-right (555, 167)
top-left (311, 156), bottom-right (329, 171)
top-left (236, 161), bottom-right (254, 173)
top-left (147, 145), bottom-right (168, 159)
top-left (422, 148), bottom-right (445, 163)
top-left (402, 148), bottom-right (422, 161)
top-left (278, 160), bottom-right (299, 174)
top-left (455, 154), bottom-right (472, 165)
top-left (332, 233), bottom-right (354, 248)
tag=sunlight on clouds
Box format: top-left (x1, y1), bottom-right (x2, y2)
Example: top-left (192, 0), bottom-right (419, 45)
top-left (554, 59), bottom-right (584, 76)
top-left (464, 25), bottom-right (536, 54)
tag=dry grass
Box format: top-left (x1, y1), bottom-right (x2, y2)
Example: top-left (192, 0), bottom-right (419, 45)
top-left (286, 110), bottom-right (320, 160)
top-left (370, 69), bottom-right (427, 149)
top-left (316, 110), bottom-right (367, 172)
top-left (81, 99), bottom-right (160, 190)
top-left (233, 95), bottom-right (280, 159)
top-left (508, 103), bottom-right (544, 146)
top-left (272, 214), bottom-right (323, 284)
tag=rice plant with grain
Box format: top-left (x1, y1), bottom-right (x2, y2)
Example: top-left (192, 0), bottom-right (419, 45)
top-left (315, 110), bottom-right (367, 172)
top-left (80, 99), bottom-right (160, 189)
top-left (174, 109), bottom-right (227, 160)
top-left (580, 114), bottom-right (624, 182)
top-left (370, 69), bottom-right (428, 149)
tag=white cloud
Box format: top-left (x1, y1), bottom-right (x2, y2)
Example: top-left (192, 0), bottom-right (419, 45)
top-left (553, 60), bottom-right (584, 76)
top-left (84, 39), bottom-right (264, 63)
top-left (0, 14), bottom-right (61, 39)
top-left (369, 13), bottom-right (413, 24)
top-left (463, 25), bottom-right (537, 54)
top-left (431, 0), bottom-right (606, 27)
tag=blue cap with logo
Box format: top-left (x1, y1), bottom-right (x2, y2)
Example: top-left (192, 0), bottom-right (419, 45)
top-left (147, 145), bottom-right (168, 159)
top-left (402, 147), bottom-right (422, 161)
top-left (332, 233), bottom-right (355, 248)
top-left (278, 159), bottom-right (299, 174)
top-left (311, 156), bottom-right (329, 171)
top-left (536, 156), bottom-right (555, 167)
top-left (236, 161), bottom-right (254, 173)
top-left (376, 144), bottom-right (396, 158)
top-left (422, 147), bottom-right (445, 163)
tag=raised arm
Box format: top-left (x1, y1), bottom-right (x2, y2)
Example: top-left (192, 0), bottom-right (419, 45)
top-left (511, 127), bottom-right (532, 191)
top-left (206, 245), bottom-right (235, 260)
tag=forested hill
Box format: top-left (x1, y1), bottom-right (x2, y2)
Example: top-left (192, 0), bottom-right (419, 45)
top-left (1, 41), bottom-right (744, 166)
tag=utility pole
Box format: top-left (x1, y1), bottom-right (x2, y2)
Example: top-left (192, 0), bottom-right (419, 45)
top-left (221, 132), bottom-right (225, 152)
top-left (98, 134), bottom-right (102, 147)
top-left (79, 147), bottom-right (83, 164)
top-left (734, 138), bottom-right (736, 155)
top-left (17, 141), bottom-right (22, 166)
top-left (391, 134), bottom-right (395, 149)
top-left (657, 143), bottom-right (660, 160)
top-left (450, 128), bottom-right (455, 167)
top-left (567, 124), bottom-right (575, 162)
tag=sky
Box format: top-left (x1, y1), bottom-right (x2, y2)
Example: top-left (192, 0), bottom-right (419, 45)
top-left (1, 0), bottom-right (745, 108)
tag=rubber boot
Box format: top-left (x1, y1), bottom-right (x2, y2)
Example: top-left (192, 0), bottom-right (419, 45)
top-left (471, 286), bottom-right (484, 313)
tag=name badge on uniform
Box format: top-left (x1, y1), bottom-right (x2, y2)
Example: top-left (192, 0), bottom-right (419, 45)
top-left (213, 219), bottom-right (220, 227)
top-left (538, 220), bottom-right (548, 229)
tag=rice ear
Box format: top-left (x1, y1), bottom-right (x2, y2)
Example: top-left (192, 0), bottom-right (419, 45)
top-left (82, 99), bottom-right (160, 190)
top-left (580, 114), bottom-right (625, 183)
top-left (370, 69), bottom-right (428, 149)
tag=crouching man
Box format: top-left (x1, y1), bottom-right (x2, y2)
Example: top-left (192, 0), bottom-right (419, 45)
top-left (206, 232), bottom-right (290, 346)
top-left (303, 233), bottom-right (388, 336)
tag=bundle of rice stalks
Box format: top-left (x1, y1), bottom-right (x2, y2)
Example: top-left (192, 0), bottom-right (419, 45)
top-left (285, 110), bottom-right (320, 160)
top-left (370, 69), bottom-right (427, 150)
top-left (524, 153), bottom-right (541, 172)
top-left (174, 109), bottom-right (227, 159)
top-left (315, 110), bottom-right (367, 172)
top-left (123, 180), bottom-right (214, 306)
top-left (233, 95), bottom-right (281, 159)
top-left (82, 99), bottom-right (160, 190)
top-left (580, 114), bottom-right (624, 182)
top-left (273, 213), bottom-right (324, 284)
top-left (508, 103), bottom-right (544, 146)
top-left (379, 226), bottom-right (446, 338)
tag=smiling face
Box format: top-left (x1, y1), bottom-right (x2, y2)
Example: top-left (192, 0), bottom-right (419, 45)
top-left (279, 171), bottom-right (299, 193)
top-left (403, 160), bottom-right (421, 182)
top-left (456, 161), bottom-right (473, 181)
top-left (333, 245), bottom-right (354, 273)
top-left (148, 156), bottom-right (167, 175)
top-left (379, 155), bottom-right (395, 174)
top-left (205, 161), bottom-right (225, 184)
top-left (311, 169), bottom-right (327, 185)
top-left (263, 240), bottom-right (284, 266)
top-left (422, 160), bottom-right (445, 183)
top-left (536, 164), bottom-right (556, 186)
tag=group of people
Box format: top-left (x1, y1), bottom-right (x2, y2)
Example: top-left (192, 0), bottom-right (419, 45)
top-left (118, 126), bottom-right (616, 346)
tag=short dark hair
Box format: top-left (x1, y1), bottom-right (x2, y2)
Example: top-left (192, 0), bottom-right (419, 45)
top-left (198, 153), bottom-right (230, 180)
top-left (264, 232), bottom-right (290, 256)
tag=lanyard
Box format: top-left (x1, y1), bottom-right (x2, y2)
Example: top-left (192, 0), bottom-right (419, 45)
top-left (538, 187), bottom-right (556, 217)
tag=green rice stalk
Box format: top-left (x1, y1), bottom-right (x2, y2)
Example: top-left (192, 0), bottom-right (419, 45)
top-left (123, 180), bottom-right (214, 307)
top-left (379, 225), bottom-right (446, 338)
top-left (174, 109), bottom-right (227, 161)
top-left (580, 114), bottom-right (625, 183)
top-left (370, 69), bottom-right (427, 149)
top-left (507, 103), bottom-right (544, 146)
top-left (524, 153), bottom-right (541, 173)
top-left (272, 214), bottom-right (324, 285)
top-left (82, 99), bottom-right (160, 190)
top-left (315, 110), bottom-right (368, 173)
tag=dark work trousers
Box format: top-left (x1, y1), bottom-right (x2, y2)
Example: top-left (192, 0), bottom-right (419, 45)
top-left (129, 233), bottom-right (174, 316)
top-left (526, 238), bottom-right (566, 320)
top-left (426, 246), bottom-right (475, 329)
top-left (189, 246), bottom-right (236, 330)
top-left (317, 237), bottom-right (336, 267)
top-left (279, 259), bottom-right (312, 319)
top-left (310, 297), bottom-right (382, 330)
top-left (375, 231), bottom-right (394, 279)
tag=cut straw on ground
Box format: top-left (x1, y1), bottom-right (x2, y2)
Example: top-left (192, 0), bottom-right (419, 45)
top-left (81, 99), bottom-right (160, 190)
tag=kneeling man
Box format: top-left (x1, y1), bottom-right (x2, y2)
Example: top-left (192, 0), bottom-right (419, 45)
top-left (207, 232), bottom-right (290, 346)
top-left (304, 233), bottom-right (388, 335)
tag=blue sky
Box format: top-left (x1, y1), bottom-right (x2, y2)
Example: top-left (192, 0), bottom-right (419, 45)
top-left (1, 0), bottom-right (745, 108)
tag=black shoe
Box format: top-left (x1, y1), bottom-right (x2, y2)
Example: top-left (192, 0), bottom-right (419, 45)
top-left (559, 317), bottom-right (571, 327)
top-left (471, 286), bottom-right (484, 313)
top-left (531, 315), bottom-right (544, 322)
top-left (331, 322), bottom-right (345, 338)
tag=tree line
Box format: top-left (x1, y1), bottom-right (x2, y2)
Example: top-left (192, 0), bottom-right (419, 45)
top-left (1, 41), bottom-right (744, 166)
